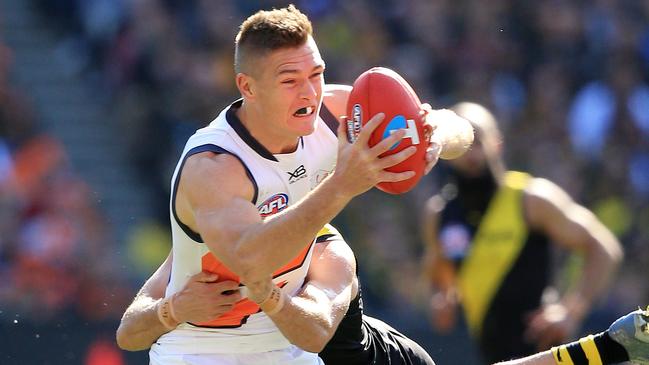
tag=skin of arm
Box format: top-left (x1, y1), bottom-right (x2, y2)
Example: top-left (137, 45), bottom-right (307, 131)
top-left (116, 85), bottom-right (472, 353)
top-left (180, 82), bottom-right (467, 289)
top-left (177, 81), bottom-right (418, 294)
top-left (420, 195), bottom-right (460, 333)
top-left (523, 177), bottom-right (623, 350)
top-left (116, 237), bottom-right (358, 354)
top-left (177, 99), bottom-right (415, 290)
top-left (248, 237), bottom-right (358, 353)
top-left (115, 254), bottom-right (241, 351)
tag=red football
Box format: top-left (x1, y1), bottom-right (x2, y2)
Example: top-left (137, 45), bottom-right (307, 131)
top-left (346, 67), bottom-right (430, 194)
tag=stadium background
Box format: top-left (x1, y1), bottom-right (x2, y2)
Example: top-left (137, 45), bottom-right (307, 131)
top-left (0, 0), bottom-right (647, 363)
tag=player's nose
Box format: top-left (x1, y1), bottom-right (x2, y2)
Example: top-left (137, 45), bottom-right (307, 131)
top-left (300, 79), bottom-right (318, 100)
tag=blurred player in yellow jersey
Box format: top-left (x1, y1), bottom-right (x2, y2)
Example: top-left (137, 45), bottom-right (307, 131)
top-left (421, 102), bottom-right (624, 363)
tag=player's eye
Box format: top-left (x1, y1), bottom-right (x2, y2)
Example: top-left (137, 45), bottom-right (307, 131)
top-left (310, 72), bottom-right (323, 79)
top-left (281, 79), bottom-right (296, 85)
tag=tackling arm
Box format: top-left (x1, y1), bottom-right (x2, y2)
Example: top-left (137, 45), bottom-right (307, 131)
top-left (254, 237), bottom-right (358, 353)
top-left (115, 252), bottom-right (241, 351)
top-left (115, 237), bottom-right (357, 354)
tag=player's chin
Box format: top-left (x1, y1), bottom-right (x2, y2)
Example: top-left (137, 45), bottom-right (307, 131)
top-left (289, 115), bottom-right (318, 135)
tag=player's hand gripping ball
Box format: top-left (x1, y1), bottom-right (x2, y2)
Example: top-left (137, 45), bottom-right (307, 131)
top-left (346, 67), bottom-right (431, 194)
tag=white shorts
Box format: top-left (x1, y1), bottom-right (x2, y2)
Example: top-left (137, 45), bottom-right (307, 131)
top-left (149, 343), bottom-right (323, 365)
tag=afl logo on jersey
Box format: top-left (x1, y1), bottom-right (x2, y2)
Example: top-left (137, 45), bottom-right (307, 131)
top-left (258, 193), bottom-right (289, 218)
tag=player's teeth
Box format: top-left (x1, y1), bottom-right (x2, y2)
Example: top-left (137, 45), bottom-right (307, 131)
top-left (295, 107), bottom-right (312, 116)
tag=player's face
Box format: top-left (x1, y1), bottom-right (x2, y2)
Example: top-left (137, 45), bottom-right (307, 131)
top-left (447, 137), bottom-right (489, 177)
top-left (254, 37), bottom-right (325, 138)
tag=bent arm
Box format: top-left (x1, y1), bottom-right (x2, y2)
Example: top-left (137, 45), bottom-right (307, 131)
top-left (525, 178), bottom-right (623, 319)
top-left (248, 237), bottom-right (357, 353)
top-left (116, 238), bottom-right (357, 354)
top-left (184, 98), bottom-right (415, 287)
top-left (178, 86), bottom-right (353, 287)
top-left (116, 252), bottom-right (241, 351)
top-left (182, 153), bottom-right (353, 287)
top-left (116, 254), bottom-right (173, 351)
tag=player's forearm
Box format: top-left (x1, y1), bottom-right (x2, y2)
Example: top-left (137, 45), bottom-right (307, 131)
top-left (231, 177), bottom-right (351, 284)
top-left (116, 297), bottom-right (170, 351)
top-left (265, 285), bottom-right (343, 353)
top-left (428, 109), bottom-right (474, 160)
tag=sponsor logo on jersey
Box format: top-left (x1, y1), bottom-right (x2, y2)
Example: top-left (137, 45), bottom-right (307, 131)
top-left (311, 169), bottom-right (333, 189)
top-left (287, 165), bottom-right (307, 184)
top-left (382, 115), bottom-right (420, 150)
top-left (258, 193), bottom-right (289, 217)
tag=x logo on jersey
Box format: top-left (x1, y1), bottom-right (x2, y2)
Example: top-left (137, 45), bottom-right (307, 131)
top-left (287, 165), bottom-right (307, 183)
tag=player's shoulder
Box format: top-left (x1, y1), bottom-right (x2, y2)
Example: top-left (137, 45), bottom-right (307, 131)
top-left (181, 151), bottom-right (254, 200)
top-left (185, 151), bottom-right (244, 174)
top-left (524, 176), bottom-right (572, 205)
top-left (324, 83), bottom-right (352, 95)
top-left (323, 83), bottom-right (351, 117)
top-left (523, 176), bottom-right (576, 226)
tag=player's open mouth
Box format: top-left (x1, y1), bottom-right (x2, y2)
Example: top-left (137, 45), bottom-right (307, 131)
top-left (293, 106), bottom-right (314, 117)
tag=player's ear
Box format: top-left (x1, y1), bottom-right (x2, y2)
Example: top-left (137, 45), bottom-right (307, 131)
top-left (236, 73), bottom-right (256, 100)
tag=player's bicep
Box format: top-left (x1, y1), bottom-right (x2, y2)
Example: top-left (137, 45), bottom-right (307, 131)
top-left (302, 239), bottom-right (356, 322)
top-left (178, 152), bottom-right (261, 263)
top-left (138, 252), bottom-right (173, 300)
top-left (307, 239), bottom-right (356, 293)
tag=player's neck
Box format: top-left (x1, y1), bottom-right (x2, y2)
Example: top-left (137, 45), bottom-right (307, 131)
top-left (237, 102), bottom-right (300, 154)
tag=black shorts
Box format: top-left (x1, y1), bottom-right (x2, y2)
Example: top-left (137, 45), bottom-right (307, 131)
top-left (320, 315), bottom-right (436, 365)
top-left (363, 316), bottom-right (436, 365)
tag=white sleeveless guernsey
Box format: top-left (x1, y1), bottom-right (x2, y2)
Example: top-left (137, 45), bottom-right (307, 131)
top-left (153, 100), bottom-right (337, 356)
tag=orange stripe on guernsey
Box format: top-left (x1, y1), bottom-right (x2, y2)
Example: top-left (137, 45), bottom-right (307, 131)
top-left (194, 242), bottom-right (313, 328)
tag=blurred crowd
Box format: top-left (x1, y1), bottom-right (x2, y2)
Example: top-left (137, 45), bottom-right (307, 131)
top-left (1, 0), bottom-right (648, 363)
top-left (0, 37), bottom-right (134, 363)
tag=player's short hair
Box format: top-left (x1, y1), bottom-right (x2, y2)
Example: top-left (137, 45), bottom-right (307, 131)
top-left (234, 4), bottom-right (313, 75)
